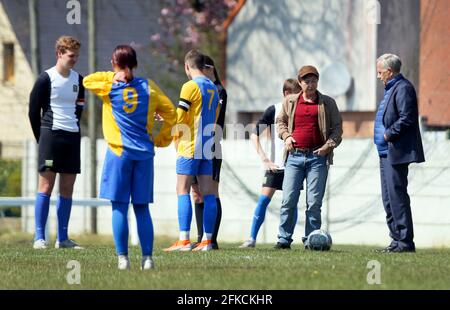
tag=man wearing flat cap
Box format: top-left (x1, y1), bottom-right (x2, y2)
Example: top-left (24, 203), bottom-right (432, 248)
top-left (274, 65), bottom-right (343, 249)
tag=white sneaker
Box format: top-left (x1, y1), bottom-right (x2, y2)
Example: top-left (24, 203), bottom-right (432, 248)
top-left (141, 256), bottom-right (155, 270)
top-left (118, 255), bottom-right (131, 270)
top-left (55, 239), bottom-right (84, 250)
top-left (239, 239), bottom-right (256, 248)
top-left (33, 239), bottom-right (48, 249)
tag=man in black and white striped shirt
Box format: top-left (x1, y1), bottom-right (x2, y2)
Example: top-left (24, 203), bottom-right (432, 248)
top-left (28, 35), bottom-right (84, 250)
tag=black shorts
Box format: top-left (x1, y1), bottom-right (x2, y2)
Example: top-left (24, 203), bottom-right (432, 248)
top-left (192, 158), bottom-right (222, 184)
top-left (262, 169), bottom-right (284, 190)
top-left (38, 128), bottom-right (81, 174)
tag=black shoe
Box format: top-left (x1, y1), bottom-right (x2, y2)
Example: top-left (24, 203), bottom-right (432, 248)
top-left (387, 246), bottom-right (415, 253)
top-left (274, 242), bottom-right (291, 250)
top-left (375, 245), bottom-right (397, 253)
top-left (212, 243), bottom-right (219, 250)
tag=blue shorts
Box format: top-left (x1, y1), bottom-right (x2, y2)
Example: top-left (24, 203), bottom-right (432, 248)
top-left (100, 149), bottom-right (154, 204)
top-left (176, 156), bottom-right (213, 176)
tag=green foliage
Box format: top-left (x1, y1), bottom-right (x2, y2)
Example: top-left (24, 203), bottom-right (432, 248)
top-left (0, 159), bottom-right (21, 217)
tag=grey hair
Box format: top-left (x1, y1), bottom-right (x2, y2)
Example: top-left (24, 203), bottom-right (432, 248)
top-left (377, 54), bottom-right (402, 73)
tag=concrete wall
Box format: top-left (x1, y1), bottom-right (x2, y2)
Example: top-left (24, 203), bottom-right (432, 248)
top-left (21, 133), bottom-right (450, 248)
top-left (226, 0), bottom-right (378, 121)
top-left (376, 0), bottom-right (420, 104)
top-left (225, 0), bottom-right (427, 137)
top-left (0, 3), bottom-right (34, 158)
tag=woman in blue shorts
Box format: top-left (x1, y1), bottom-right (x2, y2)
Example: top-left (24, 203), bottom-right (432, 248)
top-left (84, 45), bottom-right (176, 270)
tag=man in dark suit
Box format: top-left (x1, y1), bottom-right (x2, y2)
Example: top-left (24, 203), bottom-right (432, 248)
top-left (374, 53), bottom-right (425, 253)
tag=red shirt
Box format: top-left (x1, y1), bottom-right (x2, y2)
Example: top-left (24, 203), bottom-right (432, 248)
top-left (292, 95), bottom-right (323, 149)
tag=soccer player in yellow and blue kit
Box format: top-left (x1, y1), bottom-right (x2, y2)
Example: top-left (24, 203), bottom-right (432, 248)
top-left (164, 49), bottom-right (220, 252)
top-left (83, 45), bottom-right (176, 269)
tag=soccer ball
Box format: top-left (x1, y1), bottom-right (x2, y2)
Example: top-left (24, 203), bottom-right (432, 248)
top-left (306, 229), bottom-right (332, 251)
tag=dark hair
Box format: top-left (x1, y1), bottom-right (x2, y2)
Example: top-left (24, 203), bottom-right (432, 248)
top-left (112, 45), bottom-right (137, 69)
top-left (204, 55), bottom-right (222, 86)
top-left (283, 78), bottom-right (301, 95)
top-left (184, 49), bottom-right (207, 70)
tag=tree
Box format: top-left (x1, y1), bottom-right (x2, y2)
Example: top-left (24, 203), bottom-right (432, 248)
top-left (149, 0), bottom-right (238, 79)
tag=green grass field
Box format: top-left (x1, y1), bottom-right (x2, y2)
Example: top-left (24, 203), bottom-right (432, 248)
top-left (1, 232), bottom-right (449, 290)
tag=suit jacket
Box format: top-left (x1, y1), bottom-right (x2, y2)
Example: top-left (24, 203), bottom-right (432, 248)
top-left (383, 75), bottom-right (425, 165)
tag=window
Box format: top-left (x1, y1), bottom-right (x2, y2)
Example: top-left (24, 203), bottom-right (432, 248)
top-left (3, 43), bottom-right (14, 82)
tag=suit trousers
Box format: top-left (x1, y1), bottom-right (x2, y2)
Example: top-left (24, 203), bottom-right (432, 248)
top-left (379, 156), bottom-right (415, 249)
